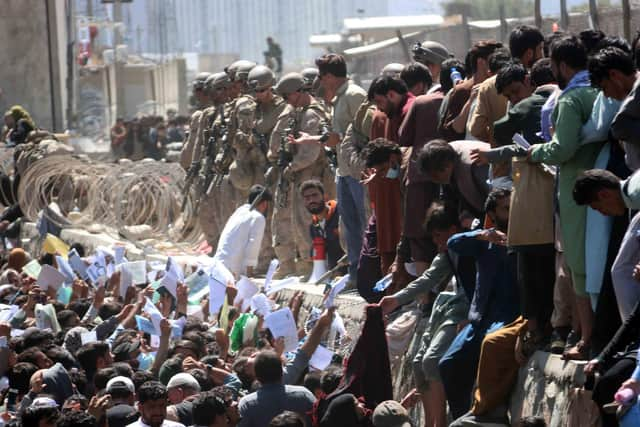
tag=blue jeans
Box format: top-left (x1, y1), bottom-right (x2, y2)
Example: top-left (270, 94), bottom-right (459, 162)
top-left (336, 175), bottom-right (366, 281)
top-left (438, 321), bottom-right (504, 419)
top-left (621, 398), bottom-right (640, 427)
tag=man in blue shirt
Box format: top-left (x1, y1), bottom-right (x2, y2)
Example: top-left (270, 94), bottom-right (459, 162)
top-left (438, 188), bottom-right (521, 420)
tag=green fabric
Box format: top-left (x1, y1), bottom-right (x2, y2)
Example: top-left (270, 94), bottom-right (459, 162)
top-left (394, 253), bottom-right (453, 306)
top-left (530, 86), bottom-right (602, 294)
top-left (229, 313), bottom-right (257, 352)
top-left (493, 89), bottom-right (551, 147)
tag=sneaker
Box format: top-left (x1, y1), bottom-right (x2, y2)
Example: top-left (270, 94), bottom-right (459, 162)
top-left (550, 326), bottom-right (570, 354)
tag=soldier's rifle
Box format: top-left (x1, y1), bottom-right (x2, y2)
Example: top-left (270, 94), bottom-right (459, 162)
top-left (275, 115), bottom-right (296, 208)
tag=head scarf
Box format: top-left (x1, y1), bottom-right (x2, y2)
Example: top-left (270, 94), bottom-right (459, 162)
top-left (7, 248), bottom-right (27, 271)
top-left (7, 105), bottom-right (35, 129)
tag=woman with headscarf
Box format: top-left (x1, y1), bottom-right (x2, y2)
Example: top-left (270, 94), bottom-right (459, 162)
top-left (5, 105), bottom-right (35, 146)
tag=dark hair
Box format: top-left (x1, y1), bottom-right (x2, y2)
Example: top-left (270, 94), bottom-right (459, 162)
top-left (509, 26), bottom-right (544, 61)
top-left (254, 350), bottom-right (283, 384)
top-left (440, 58), bottom-right (467, 92)
top-left (76, 342), bottom-right (110, 376)
top-left (596, 36), bottom-right (632, 53)
top-left (320, 366), bottom-right (342, 394)
top-left (315, 54), bottom-right (347, 78)
top-left (132, 370), bottom-right (157, 391)
top-left (418, 139), bottom-right (457, 173)
top-left (484, 188), bottom-right (511, 213)
top-left (496, 63), bottom-right (528, 94)
top-left (67, 299), bottom-right (91, 319)
top-left (21, 406), bottom-right (59, 427)
top-left (8, 362), bottom-right (38, 395)
top-left (269, 411), bottom-right (305, 427)
top-left (488, 48), bottom-right (513, 74)
top-left (367, 76), bottom-right (408, 101)
top-left (588, 47), bottom-right (635, 89)
top-left (232, 357), bottom-right (254, 389)
top-left (303, 371), bottom-right (322, 394)
top-left (17, 347), bottom-right (46, 367)
top-left (98, 300), bottom-right (123, 321)
top-left (93, 367), bottom-right (117, 392)
top-left (573, 169), bottom-right (621, 205)
top-left (62, 394), bottom-right (89, 412)
top-left (112, 362), bottom-right (134, 378)
top-left (248, 185), bottom-right (273, 205)
top-left (400, 62), bottom-right (432, 90)
top-left (56, 410), bottom-right (96, 427)
top-left (551, 36), bottom-right (587, 70)
top-left (300, 179), bottom-right (325, 196)
top-left (544, 31), bottom-right (566, 57)
top-left (56, 310), bottom-right (78, 329)
top-left (46, 347), bottom-right (76, 371)
top-left (530, 58), bottom-right (556, 87)
top-left (632, 30), bottom-right (640, 69)
top-left (518, 416), bottom-right (547, 427)
top-left (138, 381), bottom-right (167, 403)
top-left (579, 29), bottom-right (606, 54)
top-left (469, 40), bottom-right (504, 74)
top-left (363, 138), bottom-right (402, 168)
top-left (424, 202), bottom-right (460, 234)
top-left (188, 368), bottom-right (214, 392)
top-left (192, 391), bottom-right (228, 425)
top-left (68, 370), bottom-right (88, 397)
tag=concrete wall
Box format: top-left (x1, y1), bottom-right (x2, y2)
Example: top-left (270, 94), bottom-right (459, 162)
top-left (0, 0), bottom-right (67, 131)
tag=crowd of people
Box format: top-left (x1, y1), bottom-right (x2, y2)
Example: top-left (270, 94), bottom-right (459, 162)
top-left (110, 113), bottom-right (189, 161)
top-left (5, 16), bottom-right (640, 427)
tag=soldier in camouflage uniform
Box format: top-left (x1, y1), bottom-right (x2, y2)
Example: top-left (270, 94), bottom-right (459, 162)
top-left (179, 72), bottom-right (211, 171)
top-left (194, 72), bottom-right (232, 248)
top-left (269, 73), bottom-right (332, 279)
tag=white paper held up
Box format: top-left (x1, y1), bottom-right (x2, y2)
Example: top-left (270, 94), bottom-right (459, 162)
top-left (266, 277), bottom-right (297, 296)
top-left (234, 276), bottom-right (259, 311)
top-left (208, 275), bottom-right (227, 315)
top-left (264, 308), bottom-right (298, 353)
top-left (324, 274), bottom-right (350, 308)
top-left (310, 345), bottom-right (334, 371)
top-left (250, 293), bottom-right (273, 317)
top-left (263, 259), bottom-right (279, 290)
top-left (37, 265), bottom-right (66, 291)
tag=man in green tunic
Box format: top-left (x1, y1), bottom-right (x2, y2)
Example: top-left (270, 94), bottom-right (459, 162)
top-left (528, 35), bottom-right (602, 359)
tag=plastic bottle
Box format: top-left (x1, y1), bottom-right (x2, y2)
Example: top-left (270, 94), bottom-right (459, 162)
top-left (450, 67), bottom-right (462, 86)
top-left (614, 387), bottom-right (636, 404)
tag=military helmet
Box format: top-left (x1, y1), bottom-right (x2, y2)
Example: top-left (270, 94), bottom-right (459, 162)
top-left (301, 67), bottom-right (319, 90)
top-left (227, 60), bottom-right (257, 81)
top-left (381, 63), bottom-right (404, 77)
top-left (247, 65), bottom-right (275, 91)
top-left (192, 72), bottom-right (211, 90)
top-left (275, 73), bottom-right (305, 97)
top-left (206, 72), bottom-right (232, 91)
top-left (412, 41), bottom-right (451, 65)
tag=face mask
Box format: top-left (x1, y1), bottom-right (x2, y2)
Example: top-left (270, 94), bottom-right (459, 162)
top-left (386, 166), bottom-right (399, 179)
top-left (137, 352), bottom-right (154, 371)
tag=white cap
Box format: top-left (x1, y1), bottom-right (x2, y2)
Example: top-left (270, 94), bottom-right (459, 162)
top-left (167, 373), bottom-right (201, 391)
top-left (106, 376), bottom-right (135, 394)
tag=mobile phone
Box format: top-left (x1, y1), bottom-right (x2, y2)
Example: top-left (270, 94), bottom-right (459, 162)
top-left (6, 388), bottom-right (17, 413)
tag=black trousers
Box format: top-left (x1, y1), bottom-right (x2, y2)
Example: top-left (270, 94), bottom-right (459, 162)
top-left (516, 244), bottom-right (556, 333)
top-left (592, 357), bottom-right (636, 427)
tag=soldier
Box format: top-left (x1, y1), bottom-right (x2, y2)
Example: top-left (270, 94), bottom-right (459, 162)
top-left (301, 68), bottom-right (319, 92)
top-left (194, 72), bottom-right (233, 248)
top-left (179, 72), bottom-right (211, 171)
top-left (269, 73), bottom-right (332, 279)
top-left (412, 40), bottom-right (451, 93)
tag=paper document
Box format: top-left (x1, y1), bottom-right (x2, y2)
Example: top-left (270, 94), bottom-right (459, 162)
top-left (264, 308), bottom-right (299, 352)
top-left (68, 249), bottom-right (89, 281)
top-left (119, 265), bottom-right (133, 298)
top-left (250, 293), bottom-right (273, 317)
top-left (266, 277), bottom-right (297, 296)
top-left (324, 274), bottom-right (349, 308)
top-left (160, 271), bottom-right (179, 298)
top-left (37, 265), bottom-right (66, 291)
top-left (512, 133), bottom-right (531, 150)
top-left (113, 246), bottom-right (126, 265)
top-left (264, 259), bottom-right (279, 290)
top-left (310, 345), bottom-right (334, 371)
top-left (56, 255), bottom-right (76, 284)
top-left (122, 261), bottom-right (147, 285)
top-left (22, 260), bottom-right (42, 279)
top-left (81, 331), bottom-right (97, 345)
top-left (234, 276), bottom-right (259, 311)
top-left (208, 275), bottom-right (227, 315)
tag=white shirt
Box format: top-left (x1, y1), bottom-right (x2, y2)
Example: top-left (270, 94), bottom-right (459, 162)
top-left (213, 204), bottom-right (266, 275)
top-left (126, 418), bottom-right (184, 427)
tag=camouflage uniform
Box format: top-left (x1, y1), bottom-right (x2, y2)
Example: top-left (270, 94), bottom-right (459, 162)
top-left (269, 99), bottom-right (330, 274)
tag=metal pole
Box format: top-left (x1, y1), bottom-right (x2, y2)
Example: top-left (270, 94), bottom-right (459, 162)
top-left (560, 0), bottom-right (569, 31)
top-left (45, 0), bottom-right (58, 132)
top-left (534, 0), bottom-right (542, 30)
top-left (114, 0), bottom-right (126, 120)
top-left (623, 0), bottom-right (631, 42)
top-left (589, 0), bottom-right (600, 30)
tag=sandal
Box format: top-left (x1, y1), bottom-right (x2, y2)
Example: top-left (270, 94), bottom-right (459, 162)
top-left (562, 339), bottom-right (591, 361)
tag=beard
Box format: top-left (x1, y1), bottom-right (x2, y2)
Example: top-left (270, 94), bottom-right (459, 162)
top-left (307, 204), bottom-right (325, 215)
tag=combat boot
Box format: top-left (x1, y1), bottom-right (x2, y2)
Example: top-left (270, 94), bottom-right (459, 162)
top-left (273, 260), bottom-right (296, 280)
